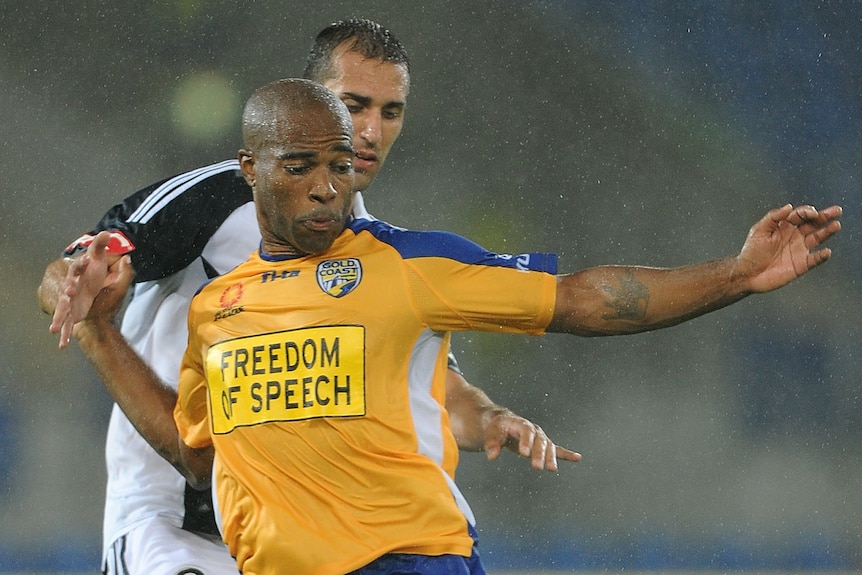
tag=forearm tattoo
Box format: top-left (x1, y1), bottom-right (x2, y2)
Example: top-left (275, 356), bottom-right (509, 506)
top-left (601, 270), bottom-right (649, 321)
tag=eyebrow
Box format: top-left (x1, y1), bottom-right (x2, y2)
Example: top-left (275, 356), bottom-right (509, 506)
top-left (277, 151), bottom-right (315, 161)
top-left (277, 143), bottom-right (354, 161)
top-left (342, 92), bottom-right (405, 109)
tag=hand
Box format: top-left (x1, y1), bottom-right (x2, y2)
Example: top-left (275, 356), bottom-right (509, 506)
top-left (37, 258), bottom-right (73, 316)
top-left (77, 253), bottom-right (135, 331)
top-left (483, 409), bottom-right (581, 472)
top-left (49, 231), bottom-right (129, 348)
top-left (737, 204), bottom-right (842, 293)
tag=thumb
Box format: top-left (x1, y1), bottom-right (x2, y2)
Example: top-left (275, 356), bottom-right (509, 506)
top-left (109, 255), bottom-right (135, 289)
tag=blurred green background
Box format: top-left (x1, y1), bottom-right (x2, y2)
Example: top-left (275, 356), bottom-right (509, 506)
top-left (1, 1), bottom-right (860, 572)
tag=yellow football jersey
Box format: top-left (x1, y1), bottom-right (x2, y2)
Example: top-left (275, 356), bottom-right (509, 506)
top-left (175, 218), bottom-right (558, 575)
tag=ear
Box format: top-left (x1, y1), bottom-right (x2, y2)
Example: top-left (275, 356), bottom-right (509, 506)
top-left (238, 149), bottom-right (256, 187)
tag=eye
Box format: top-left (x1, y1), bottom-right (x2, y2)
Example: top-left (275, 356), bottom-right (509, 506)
top-left (285, 164), bottom-right (311, 176)
top-left (342, 99), bottom-right (364, 114)
top-left (332, 161), bottom-right (353, 175)
top-left (382, 107), bottom-right (403, 120)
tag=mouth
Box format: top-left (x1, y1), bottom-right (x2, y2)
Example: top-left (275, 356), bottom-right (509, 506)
top-left (300, 212), bottom-right (341, 232)
top-left (353, 150), bottom-right (378, 172)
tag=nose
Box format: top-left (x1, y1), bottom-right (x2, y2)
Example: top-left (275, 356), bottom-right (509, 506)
top-left (309, 175), bottom-right (338, 204)
top-left (357, 112), bottom-right (381, 146)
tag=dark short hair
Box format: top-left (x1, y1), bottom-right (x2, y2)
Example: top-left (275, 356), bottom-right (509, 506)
top-left (303, 17), bottom-right (410, 83)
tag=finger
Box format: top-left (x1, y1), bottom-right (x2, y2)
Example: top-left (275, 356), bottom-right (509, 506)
top-left (820, 205), bottom-right (843, 220)
top-left (802, 205), bottom-right (842, 226)
top-left (90, 230), bottom-right (112, 260)
top-left (789, 208), bottom-right (835, 240)
top-left (541, 439), bottom-right (558, 472)
top-left (112, 254), bottom-right (136, 288)
top-left (554, 445), bottom-right (583, 463)
top-left (49, 307), bottom-right (64, 334)
top-left (807, 247), bottom-right (832, 269)
top-left (59, 322), bottom-right (73, 349)
top-left (785, 204), bottom-right (817, 226)
top-left (49, 292), bottom-right (71, 334)
top-left (787, 204), bottom-right (842, 226)
top-left (528, 434), bottom-right (548, 471)
top-left (49, 312), bottom-right (68, 338)
top-left (484, 439), bottom-right (502, 461)
top-left (518, 427), bottom-right (537, 458)
top-left (56, 303), bottom-right (74, 348)
top-left (798, 219), bottom-right (841, 254)
top-left (67, 254), bottom-right (92, 288)
top-left (766, 204), bottom-right (794, 227)
top-left (751, 204), bottom-right (793, 238)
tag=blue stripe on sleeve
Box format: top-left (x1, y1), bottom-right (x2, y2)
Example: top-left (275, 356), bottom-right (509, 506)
top-left (350, 218), bottom-right (557, 274)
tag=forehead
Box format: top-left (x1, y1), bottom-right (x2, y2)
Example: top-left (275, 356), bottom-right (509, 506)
top-left (264, 108), bottom-right (352, 154)
top-left (323, 47), bottom-right (410, 104)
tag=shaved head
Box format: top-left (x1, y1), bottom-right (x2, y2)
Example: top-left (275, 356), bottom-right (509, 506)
top-left (242, 78), bottom-right (353, 152)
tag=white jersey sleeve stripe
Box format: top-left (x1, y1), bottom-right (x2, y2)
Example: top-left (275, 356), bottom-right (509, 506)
top-left (129, 159), bottom-right (240, 224)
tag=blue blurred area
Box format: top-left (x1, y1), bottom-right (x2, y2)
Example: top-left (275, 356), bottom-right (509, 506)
top-left (550, 1), bottom-right (860, 207)
top-left (736, 328), bottom-right (838, 437)
top-left (479, 531), bottom-right (856, 571)
top-left (0, 546), bottom-right (98, 574)
top-left (0, 535), bottom-right (854, 573)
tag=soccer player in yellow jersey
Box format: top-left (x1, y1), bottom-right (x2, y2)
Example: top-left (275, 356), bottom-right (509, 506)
top-left (54, 79), bottom-right (840, 575)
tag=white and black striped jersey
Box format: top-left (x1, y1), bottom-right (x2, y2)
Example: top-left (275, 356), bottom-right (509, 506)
top-left (64, 159), bottom-right (254, 280)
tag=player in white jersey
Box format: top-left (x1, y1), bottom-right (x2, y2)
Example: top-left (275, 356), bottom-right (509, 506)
top-left (39, 20), bottom-right (578, 575)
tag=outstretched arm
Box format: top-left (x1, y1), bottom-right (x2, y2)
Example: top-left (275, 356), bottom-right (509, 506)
top-left (41, 232), bottom-right (212, 488)
top-left (445, 369), bottom-right (581, 471)
top-left (548, 204), bottom-right (842, 336)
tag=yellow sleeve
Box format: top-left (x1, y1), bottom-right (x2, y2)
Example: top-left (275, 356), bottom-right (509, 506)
top-left (404, 257), bottom-right (557, 335)
top-left (174, 313), bottom-right (213, 449)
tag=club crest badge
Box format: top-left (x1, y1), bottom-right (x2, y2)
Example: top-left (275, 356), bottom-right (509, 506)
top-left (316, 258), bottom-right (362, 298)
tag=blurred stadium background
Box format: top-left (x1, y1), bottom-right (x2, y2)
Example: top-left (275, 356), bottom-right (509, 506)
top-left (1, 1), bottom-right (860, 573)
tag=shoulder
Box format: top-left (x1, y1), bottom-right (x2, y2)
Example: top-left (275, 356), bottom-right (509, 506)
top-left (348, 218), bottom-right (476, 257)
top-left (348, 219), bottom-right (557, 273)
top-left (128, 159), bottom-right (247, 224)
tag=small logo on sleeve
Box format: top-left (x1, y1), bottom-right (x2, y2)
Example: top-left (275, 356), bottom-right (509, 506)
top-left (215, 282), bottom-right (244, 321)
top-left (219, 283), bottom-right (244, 308)
top-left (65, 231), bottom-right (135, 255)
